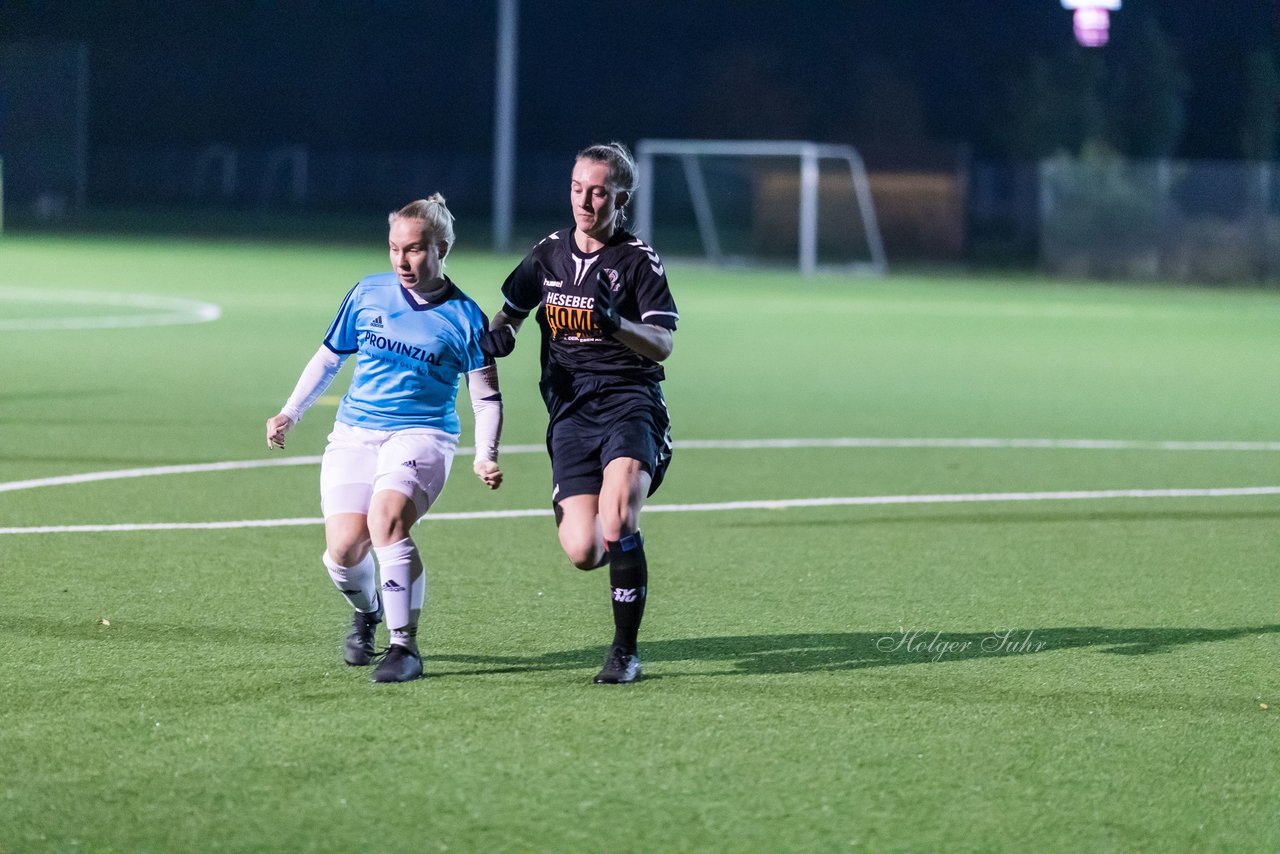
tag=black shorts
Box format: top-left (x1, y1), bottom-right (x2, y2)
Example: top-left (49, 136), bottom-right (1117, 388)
top-left (546, 387), bottom-right (672, 504)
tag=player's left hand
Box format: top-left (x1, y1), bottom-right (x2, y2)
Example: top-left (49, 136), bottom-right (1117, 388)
top-left (592, 272), bottom-right (622, 336)
top-left (473, 459), bottom-right (503, 490)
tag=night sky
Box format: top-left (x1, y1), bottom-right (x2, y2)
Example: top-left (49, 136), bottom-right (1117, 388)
top-left (1, 0), bottom-right (1277, 164)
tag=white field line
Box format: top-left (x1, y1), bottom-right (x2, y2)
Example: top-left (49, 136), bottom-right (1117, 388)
top-left (674, 438), bottom-right (1280, 452)
top-left (0, 287), bottom-right (221, 331)
top-left (3, 486), bottom-right (1279, 535)
top-left (5, 437), bottom-right (1280, 495)
top-left (0, 445), bottom-right (543, 494)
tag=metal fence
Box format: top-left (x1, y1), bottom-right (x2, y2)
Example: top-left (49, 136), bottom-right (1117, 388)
top-left (7, 130), bottom-right (1280, 285)
top-left (1037, 156), bottom-right (1280, 284)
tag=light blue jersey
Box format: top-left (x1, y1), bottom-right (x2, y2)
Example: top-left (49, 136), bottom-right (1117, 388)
top-left (323, 273), bottom-right (489, 434)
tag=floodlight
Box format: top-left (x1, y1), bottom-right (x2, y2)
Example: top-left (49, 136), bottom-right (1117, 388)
top-left (1060, 0), bottom-right (1121, 47)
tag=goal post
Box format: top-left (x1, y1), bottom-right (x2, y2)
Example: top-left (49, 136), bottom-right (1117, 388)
top-left (633, 139), bottom-right (887, 276)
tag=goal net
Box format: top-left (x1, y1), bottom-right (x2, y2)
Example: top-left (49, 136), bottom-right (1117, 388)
top-left (632, 140), bottom-right (887, 275)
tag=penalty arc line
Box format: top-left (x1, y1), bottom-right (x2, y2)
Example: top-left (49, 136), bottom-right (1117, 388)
top-left (5, 437), bottom-right (1280, 495)
top-left (2, 486), bottom-right (1279, 535)
top-left (0, 287), bottom-right (222, 331)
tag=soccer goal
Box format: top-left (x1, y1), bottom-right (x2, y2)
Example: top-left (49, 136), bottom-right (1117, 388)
top-left (632, 139), bottom-right (887, 276)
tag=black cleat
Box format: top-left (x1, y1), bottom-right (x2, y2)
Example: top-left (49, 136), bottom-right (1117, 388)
top-left (593, 646), bottom-right (642, 684)
top-left (343, 604), bottom-right (383, 667)
top-left (372, 644), bottom-right (424, 683)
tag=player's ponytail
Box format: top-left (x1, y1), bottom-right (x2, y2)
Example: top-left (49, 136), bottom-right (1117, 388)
top-left (389, 193), bottom-right (457, 264)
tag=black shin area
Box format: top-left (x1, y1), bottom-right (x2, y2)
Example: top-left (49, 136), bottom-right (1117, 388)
top-left (606, 531), bottom-right (647, 653)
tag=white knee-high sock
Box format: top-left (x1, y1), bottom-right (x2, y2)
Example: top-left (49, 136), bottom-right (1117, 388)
top-left (372, 537), bottom-right (425, 650)
top-left (323, 550), bottom-right (379, 614)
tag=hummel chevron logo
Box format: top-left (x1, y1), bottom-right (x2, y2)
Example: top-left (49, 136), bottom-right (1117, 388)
top-left (629, 239), bottom-right (665, 275)
top-left (382, 579), bottom-right (406, 593)
top-left (612, 587), bottom-right (639, 603)
top-left (370, 316), bottom-right (384, 328)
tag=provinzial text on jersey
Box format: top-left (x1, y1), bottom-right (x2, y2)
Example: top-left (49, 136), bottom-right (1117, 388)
top-left (361, 330), bottom-right (443, 365)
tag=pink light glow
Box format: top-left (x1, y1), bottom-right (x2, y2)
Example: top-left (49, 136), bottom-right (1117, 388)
top-left (1073, 7), bottom-right (1110, 47)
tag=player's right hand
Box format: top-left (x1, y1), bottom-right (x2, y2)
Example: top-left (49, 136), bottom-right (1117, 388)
top-left (473, 459), bottom-right (503, 489)
top-left (480, 326), bottom-right (516, 358)
top-left (592, 272), bottom-right (622, 336)
top-left (265, 413), bottom-right (294, 450)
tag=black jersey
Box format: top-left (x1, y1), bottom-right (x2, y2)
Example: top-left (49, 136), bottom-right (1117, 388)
top-left (501, 228), bottom-right (678, 411)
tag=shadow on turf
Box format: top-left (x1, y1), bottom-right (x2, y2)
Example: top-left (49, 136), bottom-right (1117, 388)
top-left (433, 625), bottom-right (1280, 677)
top-left (25, 620), bottom-right (1276, 679)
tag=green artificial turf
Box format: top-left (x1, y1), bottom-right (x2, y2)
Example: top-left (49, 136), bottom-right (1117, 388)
top-left (2, 233), bottom-right (1279, 852)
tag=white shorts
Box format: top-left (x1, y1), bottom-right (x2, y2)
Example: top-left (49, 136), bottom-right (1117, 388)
top-left (320, 422), bottom-right (457, 518)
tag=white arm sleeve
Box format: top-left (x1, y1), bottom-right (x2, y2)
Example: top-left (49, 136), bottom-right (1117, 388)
top-left (280, 347), bottom-right (345, 424)
top-left (466, 364), bottom-right (503, 464)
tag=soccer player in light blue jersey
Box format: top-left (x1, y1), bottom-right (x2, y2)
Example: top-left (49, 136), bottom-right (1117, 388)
top-left (265, 194), bottom-right (503, 683)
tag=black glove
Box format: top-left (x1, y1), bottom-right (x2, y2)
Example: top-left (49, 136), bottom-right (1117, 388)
top-left (479, 326), bottom-right (516, 358)
top-left (592, 272), bottom-right (622, 337)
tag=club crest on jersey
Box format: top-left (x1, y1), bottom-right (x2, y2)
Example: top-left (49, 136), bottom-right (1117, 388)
top-left (602, 268), bottom-right (622, 292)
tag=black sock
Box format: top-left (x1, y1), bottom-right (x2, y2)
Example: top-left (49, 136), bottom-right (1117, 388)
top-left (606, 531), bottom-right (647, 654)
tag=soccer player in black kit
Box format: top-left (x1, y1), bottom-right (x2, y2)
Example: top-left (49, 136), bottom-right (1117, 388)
top-left (483, 142), bottom-right (677, 684)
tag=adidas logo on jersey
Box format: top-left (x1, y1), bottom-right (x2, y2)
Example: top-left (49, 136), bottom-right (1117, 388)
top-left (370, 316), bottom-right (384, 328)
top-left (401, 460), bottom-right (417, 469)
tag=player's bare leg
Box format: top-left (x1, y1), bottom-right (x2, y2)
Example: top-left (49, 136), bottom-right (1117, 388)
top-left (556, 494), bottom-right (605, 569)
top-left (325, 512), bottom-right (372, 567)
top-left (598, 457), bottom-right (649, 541)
